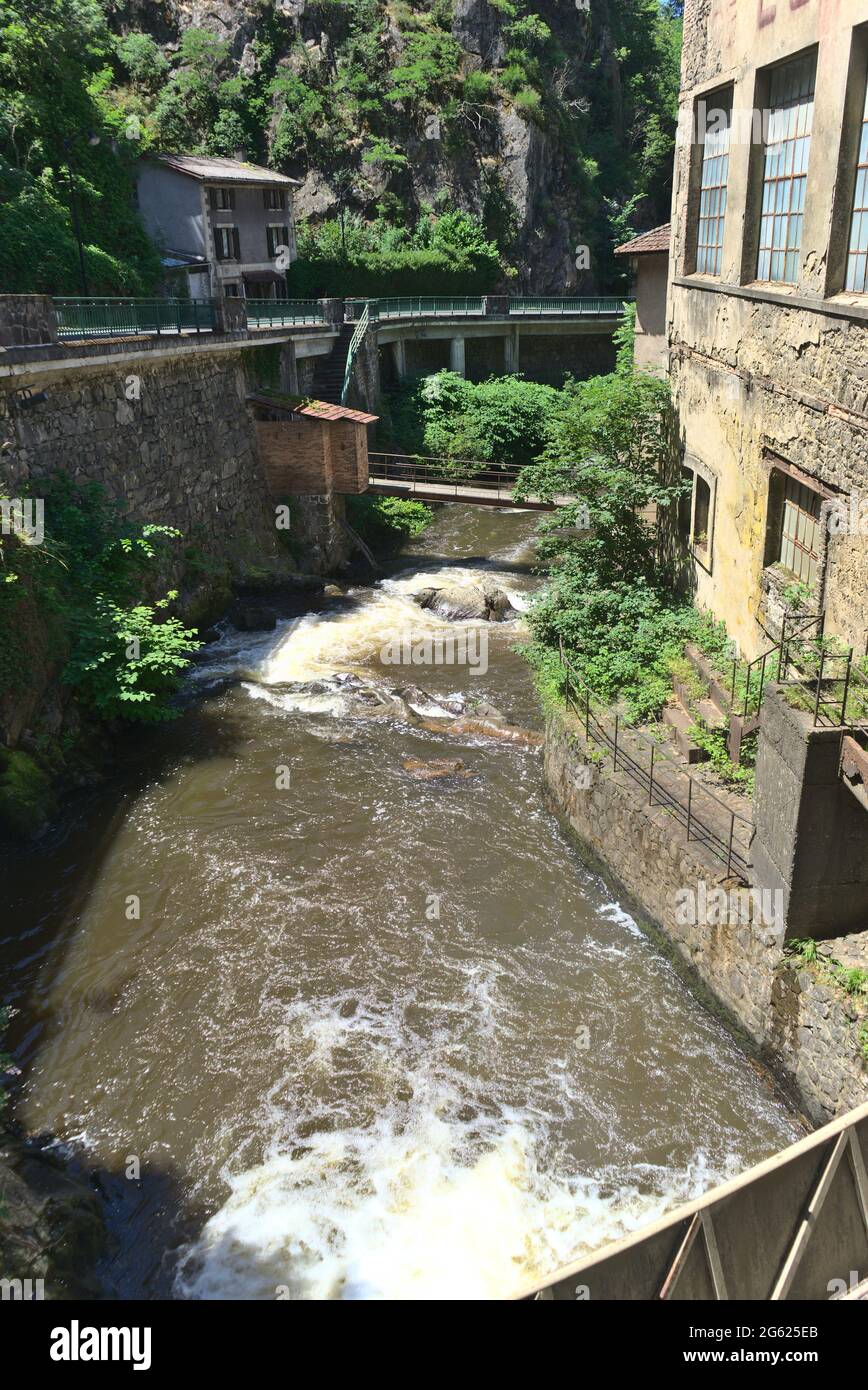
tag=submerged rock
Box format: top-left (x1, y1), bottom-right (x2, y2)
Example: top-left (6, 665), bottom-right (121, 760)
top-left (229, 603), bottom-right (277, 632)
top-left (402, 757), bottom-right (471, 780)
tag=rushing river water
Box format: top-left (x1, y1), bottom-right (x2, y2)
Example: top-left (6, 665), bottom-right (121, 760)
top-left (1, 504), bottom-right (800, 1299)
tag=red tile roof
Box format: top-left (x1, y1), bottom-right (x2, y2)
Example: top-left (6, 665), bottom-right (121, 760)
top-left (614, 223), bottom-right (671, 256)
top-left (296, 400), bottom-right (379, 424)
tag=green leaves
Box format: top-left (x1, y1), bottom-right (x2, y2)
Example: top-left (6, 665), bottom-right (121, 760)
top-left (64, 592), bottom-right (202, 723)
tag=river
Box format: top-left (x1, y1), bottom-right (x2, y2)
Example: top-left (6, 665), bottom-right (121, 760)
top-left (0, 503), bottom-right (800, 1299)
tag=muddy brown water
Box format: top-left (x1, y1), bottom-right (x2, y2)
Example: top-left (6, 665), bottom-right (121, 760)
top-left (0, 505), bottom-right (800, 1299)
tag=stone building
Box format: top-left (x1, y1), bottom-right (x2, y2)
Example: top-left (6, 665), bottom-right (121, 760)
top-left (614, 223), bottom-right (671, 373)
top-left (135, 155), bottom-right (299, 302)
top-left (669, 0), bottom-right (868, 660)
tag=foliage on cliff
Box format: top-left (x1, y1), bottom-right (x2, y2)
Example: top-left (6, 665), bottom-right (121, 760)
top-left (0, 0), bottom-right (683, 294)
top-left (0, 0), bottom-right (161, 293)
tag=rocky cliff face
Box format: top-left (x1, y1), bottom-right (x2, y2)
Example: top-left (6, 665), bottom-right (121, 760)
top-left (112, 0), bottom-right (680, 293)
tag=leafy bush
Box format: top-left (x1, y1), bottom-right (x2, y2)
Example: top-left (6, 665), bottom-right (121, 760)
top-left (418, 371), bottom-right (558, 470)
top-left (345, 495), bottom-right (432, 554)
top-left (0, 475), bottom-right (199, 724)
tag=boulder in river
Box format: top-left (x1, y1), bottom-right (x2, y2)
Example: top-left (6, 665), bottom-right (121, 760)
top-left (414, 578), bottom-right (516, 623)
top-left (402, 757), bottom-right (471, 780)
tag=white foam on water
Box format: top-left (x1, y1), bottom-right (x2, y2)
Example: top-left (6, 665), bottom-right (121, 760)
top-left (174, 1110), bottom-right (726, 1301)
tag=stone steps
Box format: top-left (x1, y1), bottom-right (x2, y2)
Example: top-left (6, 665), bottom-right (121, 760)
top-left (662, 701), bottom-right (708, 763)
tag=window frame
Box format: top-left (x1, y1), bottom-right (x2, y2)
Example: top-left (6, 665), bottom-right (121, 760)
top-left (754, 51), bottom-right (817, 286)
top-left (680, 455), bottom-right (717, 573)
top-left (209, 187), bottom-right (235, 211)
top-left (214, 226), bottom-right (240, 262)
top-left (845, 70), bottom-right (868, 293)
top-left (695, 97), bottom-right (732, 277)
top-left (266, 224), bottom-right (290, 258)
top-left (263, 188), bottom-right (286, 211)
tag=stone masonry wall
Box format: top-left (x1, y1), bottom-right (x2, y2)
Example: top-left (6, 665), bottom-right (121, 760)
top-left (0, 347), bottom-right (285, 598)
top-left (544, 707), bottom-right (868, 1124)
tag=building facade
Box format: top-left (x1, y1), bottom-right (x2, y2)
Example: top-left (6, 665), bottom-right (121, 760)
top-left (135, 155), bottom-right (298, 302)
top-left (670, 0), bottom-right (868, 660)
top-left (614, 222), bottom-right (671, 373)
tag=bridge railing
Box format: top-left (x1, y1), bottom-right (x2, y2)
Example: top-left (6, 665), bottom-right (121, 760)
top-left (55, 296), bottom-right (216, 339)
top-left (345, 295), bottom-right (632, 323)
top-left (346, 297), bottom-right (486, 323)
top-left (368, 450), bottom-right (523, 499)
top-left (509, 296), bottom-right (630, 316)
top-left (246, 298), bottom-right (326, 327)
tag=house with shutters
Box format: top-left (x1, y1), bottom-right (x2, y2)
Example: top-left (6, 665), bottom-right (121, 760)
top-left (135, 154), bottom-right (299, 302)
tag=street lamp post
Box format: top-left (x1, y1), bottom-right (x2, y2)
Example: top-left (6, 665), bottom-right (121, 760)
top-left (62, 131), bottom-right (101, 297)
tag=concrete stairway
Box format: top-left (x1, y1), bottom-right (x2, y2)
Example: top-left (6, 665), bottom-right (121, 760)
top-left (310, 323), bottom-right (356, 404)
top-left (662, 642), bottom-right (732, 764)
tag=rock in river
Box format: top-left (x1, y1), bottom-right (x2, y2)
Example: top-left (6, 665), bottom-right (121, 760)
top-left (414, 577), bottom-right (516, 623)
top-left (402, 757), bottom-right (471, 780)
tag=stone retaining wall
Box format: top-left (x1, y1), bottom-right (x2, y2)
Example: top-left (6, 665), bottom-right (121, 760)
top-left (544, 707), bottom-right (868, 1123)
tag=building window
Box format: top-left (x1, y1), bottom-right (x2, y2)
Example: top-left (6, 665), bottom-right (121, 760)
top-left (215, 226), bottom-right (240, 261)
top-left (845, 75), bottom-right (868, 292)
top-left (210, 187), bottom-right (235, 211)
top-left (756, 53), bottom-right (816, 284)
top-left (696, 103), bottom-right (731, 275)
top-left (266, 225), bottom-right (290, 258)
top-left (680, 458), bottom-right (717, 570)
top-left (263, 188), bottom-right (286, 211)
top-left (778, 476), bottom-right (821, 585)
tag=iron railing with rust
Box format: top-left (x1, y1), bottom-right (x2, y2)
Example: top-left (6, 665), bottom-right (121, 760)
top-left (368, 451), bottom-right (524, 502)
top-left (558, 638), bottom-right (753, 879)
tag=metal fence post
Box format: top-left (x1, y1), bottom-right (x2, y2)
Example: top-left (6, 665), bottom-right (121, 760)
top-left (813, 649), bottom-right (825, 725)
top-left (686, 777), bottom-right (693, 842)
top-left (840, 650), bottom-right (853, 726)
top-left (726, 813), bottom-right (734, 878)
top-left (613, 714), bottom-right (619, 772)
top-left (649, 743), bottom-right (655, 806)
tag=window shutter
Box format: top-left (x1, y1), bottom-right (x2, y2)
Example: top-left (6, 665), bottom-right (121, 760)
top-left (263, 189), bottom-right (269, 209)
top-left (233, 227), bottom-right (241, 260)
top-left (209, 188), bottom-right (217, 210)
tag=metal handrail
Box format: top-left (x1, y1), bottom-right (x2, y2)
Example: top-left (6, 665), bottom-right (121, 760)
top-left (367, 450), bottom-right (522, 501)
top-left (509, 297), bottom-right (631, 316)
top-left (730, 612), bottom-right (824, 719)
top-left (341, 304), bottom-right (369, 404)
top-left (246, 298), bottom-right (326, 327)
top-left (558, 638), bottom-right (753, 879)
top-left (55, 296), bottom-right (216, 338)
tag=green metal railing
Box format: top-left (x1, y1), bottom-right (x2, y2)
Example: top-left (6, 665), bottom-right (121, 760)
top-left (55, 297), bottom-right (216, 339)
top-left (509, 297), bottom-right (630, 315)
top-left (246, 298), bottom-right (326, 327)
top-left (346, 297), bottom-right (486, 322)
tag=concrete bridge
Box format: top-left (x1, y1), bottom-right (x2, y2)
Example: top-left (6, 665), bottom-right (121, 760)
top-left (47, 292), bottom-right (631, 401)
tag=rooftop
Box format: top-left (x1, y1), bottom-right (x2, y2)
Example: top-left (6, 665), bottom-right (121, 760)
top-left (149, 154), bottom-right (300, 187)
top-left (614, 223), bottom-right (671, 256)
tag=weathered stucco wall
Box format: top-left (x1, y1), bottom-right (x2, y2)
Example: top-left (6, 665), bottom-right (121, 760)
top-left (544, 706), bottom-right (868, 1124)
top-left (670, 0), bottom-right (868, 659)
